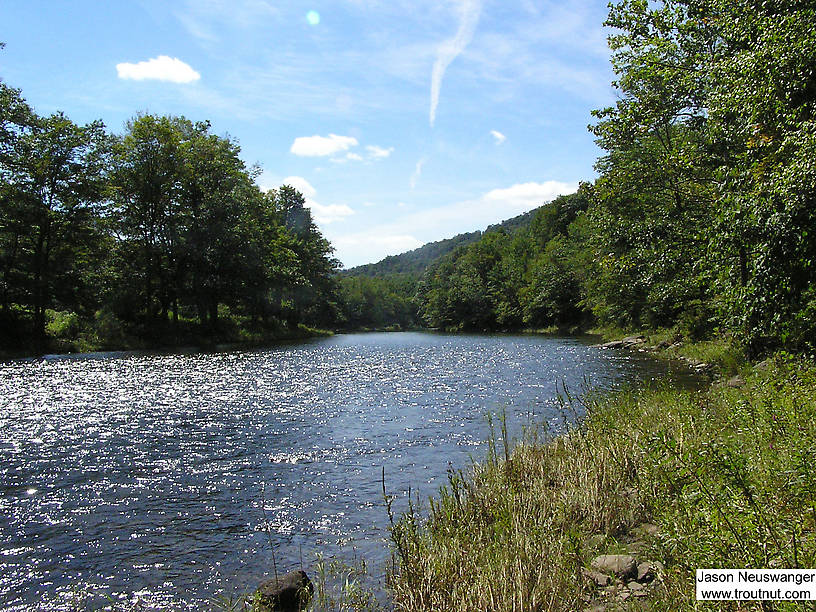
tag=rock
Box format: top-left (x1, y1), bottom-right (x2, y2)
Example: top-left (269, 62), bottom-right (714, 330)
top-left (636, 523), bottom-right (659, 537)
top-left (582, 567), bottom-right (612, 587)
top-left (726, 375), bottom-right (745, 388)
top-left (637, 561), bottom-right (663, 583)
top-left (755, 359), bottom-right (771, 371)
top-left (597, 340), bottom-right (625, 349)
top-left (627, 581), bottom-right (645, 593)
top-left (626, 539), bottom-right (646, 554)
top-left (590, 555), bottom-right (638, 580)
top-left (256, 570), bottom-right (314, 612)
top-left (596, 335), bottom-right (646, 350)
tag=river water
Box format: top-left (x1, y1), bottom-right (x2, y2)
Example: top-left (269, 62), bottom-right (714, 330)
top-left (0, 332), bottom-right (698, 610)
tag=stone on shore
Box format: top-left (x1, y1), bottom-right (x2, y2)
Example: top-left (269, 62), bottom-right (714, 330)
top-left (637, 560), bottom-right (664, 582)
top-left (590, 554), bottom-right (638, 580)
top-left (596, 335), bottom-right (647, 349)
top-left (255, 570), bottom-right (314, 612)
top-left (581, 567), bottom-right (612, 587)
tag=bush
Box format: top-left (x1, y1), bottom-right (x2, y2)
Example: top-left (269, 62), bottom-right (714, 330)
top-left (45, 309), bottom-right (81, 340)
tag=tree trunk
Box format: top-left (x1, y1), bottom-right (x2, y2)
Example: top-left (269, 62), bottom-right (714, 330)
top-left (209, 298), bottom-right (218, 332)
top-left (739, 245), bottom-right (748, 287)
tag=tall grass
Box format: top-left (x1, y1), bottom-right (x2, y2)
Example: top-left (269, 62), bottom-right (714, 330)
top-left (388, 356), bottom-right (816, 611)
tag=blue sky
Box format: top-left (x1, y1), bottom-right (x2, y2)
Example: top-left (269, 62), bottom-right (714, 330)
top-left (1, 0), bottom-right (614, 268)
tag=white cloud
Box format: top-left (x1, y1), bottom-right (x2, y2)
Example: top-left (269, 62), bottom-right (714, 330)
top-left (410, 158), bottom-right (426, 189)
top-left (280, 176), bottom-right (316, 197)
top-left (332, 234), bottom-right (424, 268)
top-left (366, 145), bottom-right (394, 159)
top-left (329, 179), bottom-right (576, 267)
top-left (490, 130), bottom-right (506, 145)
top-left (290, 134), bottom-right (359, 157)
top-left (430, 0), bottom-right (482, 126)
top-left (116, 56), bottom-right (201, 83)
top-left (482, 181), bottom-right (573, 208)
top-left (308, 202), bottom-right (355, 224)
top-left (330, 152), bottom-right (364, 164)
top-left (257, 173), bottom-right (354, 224)
top-left (276, 175), bottom-right (354, 224)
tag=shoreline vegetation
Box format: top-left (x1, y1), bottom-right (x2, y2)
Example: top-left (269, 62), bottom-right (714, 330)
top-left (5, 0), bottom-right (816, 608)
top-left (385, 341), bottom-right (816, 612)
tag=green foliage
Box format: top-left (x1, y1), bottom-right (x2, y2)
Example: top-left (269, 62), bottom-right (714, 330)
top-left (416, 191), bottom-right (589, 331)
top-left (389, 357), bottom-right (816, 611)
top-left (44, 309), bottom-right (81, 339)
top-left (345, 233), bottom-right (481, 277)
top-left (1, 87), bottom-right (340, 352)
top-left (337, 274), bottom-right (418, 330)
top-left (587, 0), bottom-right (816, 353)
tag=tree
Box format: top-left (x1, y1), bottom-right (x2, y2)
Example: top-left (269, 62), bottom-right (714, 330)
top-left (1, 105), bottom-right (108, 341)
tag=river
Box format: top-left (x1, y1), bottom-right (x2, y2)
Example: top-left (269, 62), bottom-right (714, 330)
top-left (0, 332), bottom-right (698, 610)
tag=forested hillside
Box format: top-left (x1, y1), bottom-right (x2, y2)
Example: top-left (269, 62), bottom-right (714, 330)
top-left (336, 203), bottom-right (573, 331)
top-left (343, 231), bottom-right (481, 277)
top-left (401, 0), bottom-right (816, 355)
top-left (0, 73), bottom-right (340, 353)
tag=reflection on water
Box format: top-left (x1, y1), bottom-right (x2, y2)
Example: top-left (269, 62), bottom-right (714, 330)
top-left (0, 332), bottom-right (698, 610)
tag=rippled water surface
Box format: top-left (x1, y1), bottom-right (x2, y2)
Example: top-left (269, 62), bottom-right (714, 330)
top-left (0, 332), bottom-right (697, 610)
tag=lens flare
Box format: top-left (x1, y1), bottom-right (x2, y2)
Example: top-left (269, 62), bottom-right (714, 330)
top-left (306, 10), bottom-right (320, 25)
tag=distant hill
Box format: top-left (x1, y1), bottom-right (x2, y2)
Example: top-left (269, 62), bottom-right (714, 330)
top-left (344, 206), bottom-right (547, 277)
top-left (343, 231), bottom-right (481, 277)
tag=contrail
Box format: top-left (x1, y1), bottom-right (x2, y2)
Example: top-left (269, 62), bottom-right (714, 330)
top-left (429, 0), bottom-right (482, 126)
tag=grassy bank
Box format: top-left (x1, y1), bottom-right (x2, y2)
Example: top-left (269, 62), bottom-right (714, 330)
top-left (0, 307), bottom-right (332, 360)
top-left (388, 354), bottom-right (816, 611)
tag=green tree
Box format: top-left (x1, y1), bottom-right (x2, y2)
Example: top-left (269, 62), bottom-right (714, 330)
top-left (3, 107), bottom-right (109, 341)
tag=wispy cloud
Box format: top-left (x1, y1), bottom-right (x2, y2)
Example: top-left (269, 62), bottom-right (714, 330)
top-left (330, 152), bottom-right (365, 164)
top-left (490, 129), bottom-right (506, 145)
top-left (366, 145), bottom-right (394, 159)
top-left (176, 0), bottom-right (278, 42)
top-left (116, 56), bottom-right (201, 83)
top-left (309, 202), bottom-right (356, 225)
top-left (429, 0), bottom-right (482, 126)
top-left (410, 158), bottom-right (426, 189)
top-left (290, 134), bottom-right (359, 157)
top-left (481, 181), bottom-right (573, 208)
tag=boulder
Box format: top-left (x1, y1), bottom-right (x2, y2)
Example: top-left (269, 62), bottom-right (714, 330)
top-left (637, 560), bottom-right (664, 582)
top-left (590, 555), bottom-right (638, 580)
top-left (581, 567), bottom-right (612, 587)
top-left (597, 340), bottom-right (625, 349)
top-left (597, 336), bottom-right (646, 349)
top-left (256, 570), bottom-right (314, 612)
top-left (726, 375), bottom-right (745, 388)
top-left (621, 335), bottom-right (646, 347)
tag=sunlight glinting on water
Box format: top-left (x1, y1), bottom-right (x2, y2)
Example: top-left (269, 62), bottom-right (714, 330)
top-left (0, 332), bottom-right (698, 611)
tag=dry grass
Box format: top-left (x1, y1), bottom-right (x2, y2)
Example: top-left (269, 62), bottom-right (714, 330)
top-left (388, 356), bottom-right (816, 611)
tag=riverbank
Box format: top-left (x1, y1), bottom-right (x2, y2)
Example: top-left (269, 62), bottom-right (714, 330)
top-left (0, 316), bottom-right (332, 361)
top-left (388, 351), bottom-right (816, 611)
